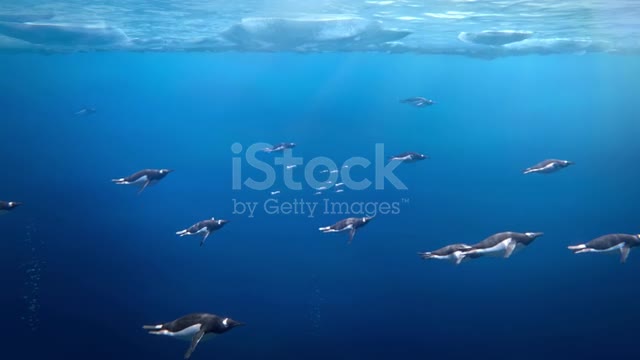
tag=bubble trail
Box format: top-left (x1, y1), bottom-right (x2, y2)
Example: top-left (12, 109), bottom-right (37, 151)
top-left (21, 222), bottom-right (44, 332)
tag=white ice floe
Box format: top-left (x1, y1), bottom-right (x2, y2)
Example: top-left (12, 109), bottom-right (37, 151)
top-left (0, 22), bottom-right (129, 47)
top-left (221, 17), bottom-right (410, 50)
top-left (0, 1), bottom-right (628, 57)
top-left (458, 30), bottom-right (533, 46)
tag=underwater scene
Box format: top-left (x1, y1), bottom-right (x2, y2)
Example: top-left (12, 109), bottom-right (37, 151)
top-left (1, 1), bottom-right (640, 359)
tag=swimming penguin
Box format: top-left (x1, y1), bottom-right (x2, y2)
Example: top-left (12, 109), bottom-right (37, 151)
top-left (523, 159), bottom-right (573, 174)
top-left (568, 234), bottom-right (640, 263)
top-left (318, 216), bottom-right (374, 244)
top-left (74, 107), bottom-right (96, 116)
top-left (463, 232), bottom-right (544, 260)
top-left (389, 152), bottom-right (429, 162)
top-left (400, 97), bottom-right (435, 107)
top-left (111, 169), bottom-right (173, 194)
top-left (176, 218), bottom-right (230, 246)
top-left (263, 143), bottom-right (296, 153)
top-left (143, 313), bottom-right (243, 359)
top-left (418, 244), bottom-right (473, 265)
top-left (0, 201), bottom-right (22, 214)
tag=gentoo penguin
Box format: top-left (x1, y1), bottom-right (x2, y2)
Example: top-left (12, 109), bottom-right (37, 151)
top-left (74, 107), bottom-right (96, 116)
top-left (318, 216), bottom-right (374, 244)
top-left (389, 152), bottom-right (429, 162)
top-left (418, 244), bottom-right (473, 265)
top-left (263, 143), bottom-right (296, 153)
top-left (143, 313), bottom-right (243, 359)
top-left (568, 234), bottom-right (640, 263)
top-left (463, 232), bottom-right (544, 260)
top-left (400, 97), bottom-right (435, 107)
top-left (523, 159), bottom-right (573, 174)
top-left (111, 169), bottom-right (173, 194)
top-left (0, 201), bottom-right (22, 214)
top-left (176, 218), bottom-right (230, 246)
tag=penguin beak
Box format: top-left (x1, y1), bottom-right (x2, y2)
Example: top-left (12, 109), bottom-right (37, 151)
top-left (566, 161), bottom-right (574, 166)
top-left (220, 219), bottom-right (230, 225)
top-left (11, 202), bottom-right (22, 208)
top-left (229, 319), bottom-right (245, 327)
top-left (531, 232), bottom-right (544, 238)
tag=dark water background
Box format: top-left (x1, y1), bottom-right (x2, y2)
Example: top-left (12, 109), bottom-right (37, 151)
top-left (1, 53), bottom-right (639, 359)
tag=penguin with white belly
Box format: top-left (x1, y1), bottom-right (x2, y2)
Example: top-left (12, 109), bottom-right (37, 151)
top-left (463, 232), bottom-right (544, 260)
top-left (143, 313), bottom-right (244, 359)
top-left (569, 234), bottom-right (640, 263)
top-left (112, 168), bottom-right (173, 194)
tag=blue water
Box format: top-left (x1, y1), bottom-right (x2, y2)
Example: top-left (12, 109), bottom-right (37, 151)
top-left (1, 52), bottom-right (640, 359)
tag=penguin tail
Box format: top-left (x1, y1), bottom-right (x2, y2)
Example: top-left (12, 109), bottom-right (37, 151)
top-left (418, 252), bottom-right (433, 259)
top-left (143, 324), bottom-right (163, 331)
top-left (176, 230), bottom-right (188, 236)
top-left (111, 178), bottom-right (126, 184)
top-left (568, 244), bottom-right (586, 253)
top-left (318, 226), bottom-right (331, 232)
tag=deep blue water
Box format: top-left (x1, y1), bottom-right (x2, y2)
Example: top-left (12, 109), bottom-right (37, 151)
top-left (1, 53), bottom-right (640, 359)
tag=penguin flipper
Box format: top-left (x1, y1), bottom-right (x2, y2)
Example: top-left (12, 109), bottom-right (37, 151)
top-left (348, 228), bottom-right (356, 244)
top-left (620, 246), bottom-right (631, 263)
top-left (184, 329), bottom-right (206, 359)
top-left (200, 232), bottom-right (211, 247)
top-left (138, 180), bottom-right (150, 195)
top-left (504, 240), bottom-right (517, 258)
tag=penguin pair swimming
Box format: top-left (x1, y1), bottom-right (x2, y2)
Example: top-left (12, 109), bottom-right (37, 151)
top-left (144, 313), bottom-right (243, 359)
top-left (176, 218), bottom-right (230, 246)
top-left (0, 201), bottom-right (22, 214)
top-left (389, 152), bottom-right (429, 163)
top-left (319, 216), bottom-right (374, 244)
top-left (569, 234), bottom-right (640, 263)
top-left (262, 143), bottom-right (296, 153)
top-left (400, 97), bottom-right (435, 107)
top-left (112, 169), bottom-right (173, 194)
top-left (523, 159), bottom-right (573, 174)
top-left (419, 232), bottom-right (544, 264)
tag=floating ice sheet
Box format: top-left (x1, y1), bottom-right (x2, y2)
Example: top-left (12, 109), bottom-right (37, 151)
top-left (0, 0), bottom-right (634, 56)
top-left (458, 30), bottom-right (533, 46)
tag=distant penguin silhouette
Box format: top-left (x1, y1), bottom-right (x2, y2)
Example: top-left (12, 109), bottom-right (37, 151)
top-left (400, 97), bottom-right (435, 107)
top-left (176, 218), bottom-right (230, 246)
top-left (0, 201), bottom-right (22, 214)
top-left (112, 169), bottom-right (173, 194)
top-left (463, 232), bottom-right (544, 260)
top-left (263, 143), bottom-right (296, 153)
top-left (418, 244), bottom-right (473, 265)
top-left (569, 234), bottom-right (640, 263)
top-left (143, 313), bottom-right (244, 359)
top-left (74, 107), bottom-right (96, 116)
top-left (389, 152), bottom-right (429, 163)
top-left (523, 159), bottom-right (573, 174)
top-left (318, 216), bottom-right (374, 244)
